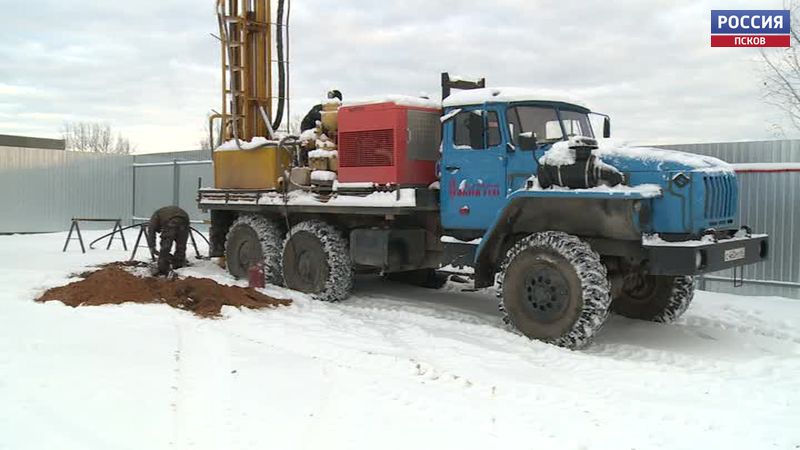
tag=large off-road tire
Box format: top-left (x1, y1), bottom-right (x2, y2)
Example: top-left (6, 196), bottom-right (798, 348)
top-left (385, 269), bottom-right (448, 289)
top-left (225, 215), bottom-right (284, 286)
top-left (497, 231), bottom-right (611, 349)
top-left (612, 275), bottom-right (695, 323)
top-left (282, 220), bottom-right (354, 302)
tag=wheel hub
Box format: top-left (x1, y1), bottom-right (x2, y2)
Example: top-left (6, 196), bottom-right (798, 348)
top-left (296, 250), bottom-right (316, 284)
top-left (523, 266), bottom-right (570, 323)
top-left (236, 237), bottom-right (261, 272)
top-left (284, 231), bottom-right (328, 294)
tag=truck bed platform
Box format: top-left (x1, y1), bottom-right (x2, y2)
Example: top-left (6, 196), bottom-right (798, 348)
top-left (198, 187), bottom-right (440, 216)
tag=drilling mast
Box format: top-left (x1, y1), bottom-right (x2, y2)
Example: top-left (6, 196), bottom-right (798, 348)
top-left (216, 0), bottom-right (287, 143)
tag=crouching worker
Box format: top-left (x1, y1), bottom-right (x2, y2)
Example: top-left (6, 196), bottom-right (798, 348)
top-left (147, 206), bottom-right (190, 276)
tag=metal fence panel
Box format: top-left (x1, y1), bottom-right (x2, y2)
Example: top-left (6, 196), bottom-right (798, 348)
top-left (0, 148), bottom-right (132, 233)
top-left (178, 163), bottom-right (214, 221)
top-left (132, 159), bottom-right (213, 225)
top-left (657, 139), bottom-right (800, 163)
top-left (133, 165), bottom-right (173, 222)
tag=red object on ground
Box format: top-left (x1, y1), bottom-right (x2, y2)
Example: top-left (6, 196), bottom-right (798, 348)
top-left (248, 263), bottom-right (265, 288)
top-left (337, 101), bottom-right (441, 185)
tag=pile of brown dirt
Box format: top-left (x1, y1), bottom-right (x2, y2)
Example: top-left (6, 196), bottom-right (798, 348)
top-left (37, 264), bottom-right (291, 317)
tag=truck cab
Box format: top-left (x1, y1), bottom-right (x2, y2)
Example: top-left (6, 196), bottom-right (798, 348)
top-left (437, 85), bottom-right (768, 347)
top-left (440, 91), bottom-right (596, 231)
top-left (439, 87), bottom-right (765, 255)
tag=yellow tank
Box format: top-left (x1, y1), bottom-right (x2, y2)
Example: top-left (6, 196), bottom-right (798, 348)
top-left (214, 146), bottom-right (291, 190)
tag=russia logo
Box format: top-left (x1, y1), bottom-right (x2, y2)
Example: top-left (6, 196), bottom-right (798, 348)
top-left (711, 10), bottom-right (791, 47)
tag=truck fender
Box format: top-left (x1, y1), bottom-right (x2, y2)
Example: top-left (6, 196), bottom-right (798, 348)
top-left (473, 189), bottom-right (656, 288)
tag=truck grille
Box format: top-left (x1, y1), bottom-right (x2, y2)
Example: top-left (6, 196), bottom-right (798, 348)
top-left (702, 172), bottom-right (737, 222)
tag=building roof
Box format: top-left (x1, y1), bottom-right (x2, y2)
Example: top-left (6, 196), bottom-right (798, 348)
top-left (0, 134), bottom-right (65, 150)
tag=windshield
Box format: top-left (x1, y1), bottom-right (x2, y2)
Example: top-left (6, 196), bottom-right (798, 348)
top-left (560, 109), bottom-right (594, 138)
top-left (508, 105), bottom-right (594, 146)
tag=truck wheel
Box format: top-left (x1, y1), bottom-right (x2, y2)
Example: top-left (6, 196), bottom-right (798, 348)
top-left (613, 275), bottom-right (695, 323)
top-left (497, 231), bottom-right (611, 349)
top-left (385, 269), bottom-right (448, 289)
top-left (282, 220), bottom-right (354, 302)
top-left (225, 215), bottom-right (284, 285)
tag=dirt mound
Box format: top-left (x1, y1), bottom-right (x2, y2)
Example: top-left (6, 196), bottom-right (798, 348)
top-left (37, 264), bottom-right (291, 317)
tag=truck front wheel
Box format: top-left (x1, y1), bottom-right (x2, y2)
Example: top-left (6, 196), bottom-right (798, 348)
top-left (225, 214), bottom-right (284, 285)
top-left (613, 275), bottom-right (695, 323)
top-left (497, 231), bottom-right (611, 349)
top-left (282, 220), bottom-right (354, 302)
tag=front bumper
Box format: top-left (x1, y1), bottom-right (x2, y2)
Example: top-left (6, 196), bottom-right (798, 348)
top-left (645, 234), bottom-right (768, 276)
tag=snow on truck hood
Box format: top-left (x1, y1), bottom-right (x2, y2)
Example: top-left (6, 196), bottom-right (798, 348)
top-left (540, 139), bottom-right (733, 173)
top-left (595, 144), bottom-right (733, 173)
top-left (443, 87), bottom-right (589, 109)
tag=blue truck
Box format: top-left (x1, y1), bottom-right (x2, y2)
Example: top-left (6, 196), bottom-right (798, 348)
top-left (199, 74), bottom-right (768, 349)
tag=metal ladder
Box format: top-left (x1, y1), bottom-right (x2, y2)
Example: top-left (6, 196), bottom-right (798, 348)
top-left (216, 0), bottom-right (275, 144)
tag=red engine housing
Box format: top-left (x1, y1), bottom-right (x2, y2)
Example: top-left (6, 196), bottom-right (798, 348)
top-left (338, 102), bottom-right (441, 186)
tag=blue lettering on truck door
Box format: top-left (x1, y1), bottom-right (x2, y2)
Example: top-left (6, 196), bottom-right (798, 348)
top-left (440, 106), bottom-right (507, 230)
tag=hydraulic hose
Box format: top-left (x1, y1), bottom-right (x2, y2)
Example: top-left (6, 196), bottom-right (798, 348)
top-left (271, 0), bottom-right (286, 131)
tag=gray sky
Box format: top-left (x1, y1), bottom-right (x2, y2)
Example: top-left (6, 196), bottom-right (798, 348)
top-left (0, 0), bottom-right (794, 153)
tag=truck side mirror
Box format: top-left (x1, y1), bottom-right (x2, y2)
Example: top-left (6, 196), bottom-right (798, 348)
top-left (519, 132), bottom-right (537, 150)
top-left (506, 123), bottom-right (516, 152)
top-left (603, 117), bottom-right (611, 138)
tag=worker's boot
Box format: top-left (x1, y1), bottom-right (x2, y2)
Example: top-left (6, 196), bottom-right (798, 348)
top-left (149, 263), bottom-right (162, 277)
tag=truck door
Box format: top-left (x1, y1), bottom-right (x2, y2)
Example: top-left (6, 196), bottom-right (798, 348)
top-left (441, 106), bottom-right (507, 230)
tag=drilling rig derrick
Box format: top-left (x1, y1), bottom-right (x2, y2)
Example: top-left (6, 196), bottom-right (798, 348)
top-left (213, 0), bottom-right (287, 145)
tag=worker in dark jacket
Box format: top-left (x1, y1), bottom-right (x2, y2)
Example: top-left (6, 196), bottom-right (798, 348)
top-left (147, 206), bottom-right (190, 275)
top-left (300, 90), bottom-right (342, 132)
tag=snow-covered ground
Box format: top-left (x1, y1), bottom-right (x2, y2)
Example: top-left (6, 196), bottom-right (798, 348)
top-left (1, 230), bottom-right (798, 450)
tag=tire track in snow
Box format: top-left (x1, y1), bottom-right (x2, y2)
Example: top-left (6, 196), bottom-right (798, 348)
top-left (180, 266), bottom-right (800, 448)
top-left (226, 302), bottom-right (614, 414)
top-left (230, 294), bottom-right (798, 422)
top-left (170, 317), bottom-right (236, 449)
top-left (683, 313), bottom-right (800, 344)
top-left (169, 319), bottom-right (183, 449)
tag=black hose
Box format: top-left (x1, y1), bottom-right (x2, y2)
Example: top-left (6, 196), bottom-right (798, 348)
top-left (271, 0), bottom-right (286, 131)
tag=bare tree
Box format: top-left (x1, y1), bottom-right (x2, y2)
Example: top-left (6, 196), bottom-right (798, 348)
top-left (288, 114), bottom-right (303, 135)
top-left (62, 121), bottom-right (135, 154)
top-left (113, 133), bottom-right (134, 154)
top-left (761, 4), bottom-right (800, 132)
